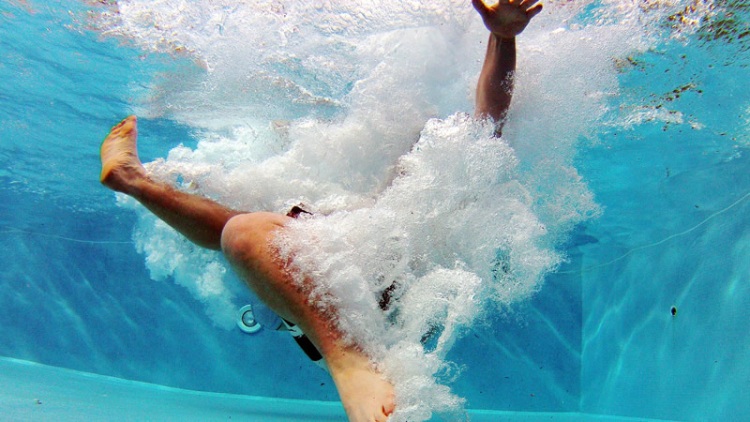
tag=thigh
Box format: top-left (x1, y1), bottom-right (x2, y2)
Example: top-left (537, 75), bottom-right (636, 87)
top-left (221, 212), bottom-right (298, 320)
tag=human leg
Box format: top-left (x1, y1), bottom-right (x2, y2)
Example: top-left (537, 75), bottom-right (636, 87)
top-left (100, 116), bottom-right (241, 250)
top-left (102, 116), bottom-right (396, 420)
top-left (221, 214), bottom-right (396, 422)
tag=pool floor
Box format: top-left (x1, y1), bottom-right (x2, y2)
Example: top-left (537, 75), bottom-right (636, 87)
top-left (0, 357), bottom-right (676, 422)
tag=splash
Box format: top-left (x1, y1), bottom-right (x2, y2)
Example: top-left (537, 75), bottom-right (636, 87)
top-left (87, 0), bottom-right (704, 419)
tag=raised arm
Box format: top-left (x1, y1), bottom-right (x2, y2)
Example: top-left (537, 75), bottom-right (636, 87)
top-left (473, 0), bottom-right (542, 136)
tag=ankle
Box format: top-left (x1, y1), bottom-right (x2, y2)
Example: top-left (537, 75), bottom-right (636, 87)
top-left (102, 166), bottom-right (149, 195)
top-left (327, 346), bottom-right (376, 376)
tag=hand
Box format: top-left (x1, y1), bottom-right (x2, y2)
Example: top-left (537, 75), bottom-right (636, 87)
top-left (472, 0), bottom-right (543, 39)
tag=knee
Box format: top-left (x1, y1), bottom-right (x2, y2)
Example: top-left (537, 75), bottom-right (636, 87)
top-left (220, 214), bottom-right (257, 256)
top-left (220, 212), bottom-right (288, 258)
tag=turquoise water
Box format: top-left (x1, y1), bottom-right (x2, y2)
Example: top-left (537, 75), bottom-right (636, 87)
top-left (1, 0), bottom-right (749, 421)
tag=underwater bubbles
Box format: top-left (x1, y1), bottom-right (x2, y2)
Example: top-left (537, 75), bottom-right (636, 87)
top-left (85, 0), bottom-right (701, 419)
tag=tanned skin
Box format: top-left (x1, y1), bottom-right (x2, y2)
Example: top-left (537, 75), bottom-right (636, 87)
top-left (99, 2), bottom-right (541, 420)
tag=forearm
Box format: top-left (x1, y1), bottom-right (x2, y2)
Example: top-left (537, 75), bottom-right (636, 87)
top-left (475, 34), bottom-right (516, 133)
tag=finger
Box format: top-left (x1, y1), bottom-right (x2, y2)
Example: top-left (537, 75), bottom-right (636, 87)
top-left (471, 0), bottom-right (490, 17)
top-left (527, 4), bottom-right (543, 19)
top-left (519, 0), bottom-right (540, 9)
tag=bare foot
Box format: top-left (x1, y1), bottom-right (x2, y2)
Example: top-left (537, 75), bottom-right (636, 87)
top-left (328, 347), bottom-right (396, 422)
top-left (100, 116), bottom-right (147, 193)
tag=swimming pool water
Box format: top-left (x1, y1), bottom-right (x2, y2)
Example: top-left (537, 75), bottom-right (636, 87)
top-left (1, 1), bottom-right (748, 421)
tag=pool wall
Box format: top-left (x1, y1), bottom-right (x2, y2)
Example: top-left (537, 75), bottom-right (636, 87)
top-left (2, 93), bottom-right (748, 421)
top-left (1, 1), bottom-right (749, 421)
top-left (578, 148), bottom-right (750, 421)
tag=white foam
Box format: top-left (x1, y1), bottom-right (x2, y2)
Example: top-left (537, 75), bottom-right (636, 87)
top-left (89, 0), bottom-right (703, 419)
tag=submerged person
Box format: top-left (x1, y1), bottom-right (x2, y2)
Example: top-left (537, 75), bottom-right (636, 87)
top-left (99, 1), bottom-right (542, 421)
